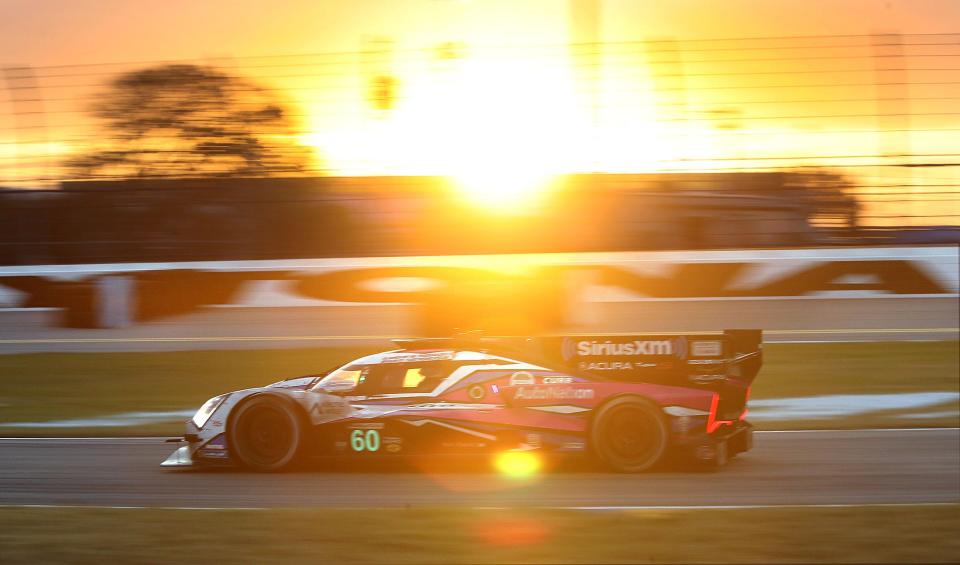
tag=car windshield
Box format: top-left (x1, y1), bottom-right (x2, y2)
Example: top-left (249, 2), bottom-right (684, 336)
top-left (313, 364), bottom-right (367, 393)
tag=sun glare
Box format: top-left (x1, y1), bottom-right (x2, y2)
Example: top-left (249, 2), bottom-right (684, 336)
top-left (296, 41), bottom-right (734, 209)
top-left (302, 46), bottom-right (590, 211)
top-left (452, 167), bottom-right (555, 210)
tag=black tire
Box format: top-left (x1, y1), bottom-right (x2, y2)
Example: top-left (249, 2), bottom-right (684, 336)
top-left (228, 395), bottom-right (303, 472)
top-left (590, 396), bottom-right (668, 473)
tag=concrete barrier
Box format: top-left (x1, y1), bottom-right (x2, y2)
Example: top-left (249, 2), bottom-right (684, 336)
top-left (0, 246), bottom-right (956, 351)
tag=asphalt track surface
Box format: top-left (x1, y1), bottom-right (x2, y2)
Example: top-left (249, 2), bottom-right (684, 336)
top-left (1, 429), bottom-right (957, 509)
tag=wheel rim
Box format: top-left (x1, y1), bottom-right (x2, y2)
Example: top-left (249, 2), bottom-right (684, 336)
top-left (603, 406), bottom-right (661, 465)
top-left (236, 404), bottom-right (294, 466)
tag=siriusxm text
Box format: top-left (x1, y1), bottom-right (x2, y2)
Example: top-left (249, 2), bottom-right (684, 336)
top-left (576, 339), bottom-right (673, 356)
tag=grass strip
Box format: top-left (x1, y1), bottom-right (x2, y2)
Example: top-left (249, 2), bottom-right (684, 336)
top-left (0, 341), bottom-right (956, 436)
top-left (0, 504), bottom-right (957, 564)
top-left (752, 340), bottom-right (959, 398)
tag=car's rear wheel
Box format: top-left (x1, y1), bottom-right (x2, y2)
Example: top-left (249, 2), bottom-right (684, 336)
top-left (590, 397), bottom-right (668, 473)
top-left (228, 395), bottom-right (303, 472)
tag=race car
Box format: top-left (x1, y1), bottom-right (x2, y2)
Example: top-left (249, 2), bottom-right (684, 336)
top-left (162, 330), bottom-right (761, 472)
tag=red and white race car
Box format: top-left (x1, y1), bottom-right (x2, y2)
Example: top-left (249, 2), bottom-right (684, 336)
top-left (163, 330), bottom-right (761, 472)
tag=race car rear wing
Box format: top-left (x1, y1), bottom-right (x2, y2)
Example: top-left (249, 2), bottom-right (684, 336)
top-left (396, 329), bottom-right (762, 387)
top-left (529, 330), bottom-right (762, 387)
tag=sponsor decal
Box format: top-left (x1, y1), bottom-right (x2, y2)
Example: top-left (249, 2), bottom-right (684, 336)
top-left (690, 373), bottom-right (726, 384)
top-left (562, 336), bottom-right (688, 361)
top-left (381, 351), bottom-right (454, 364)
top-left (576, 339), bottom-right (674, 356)
top-left (541, 376), bottom-right (574, 384)
top-left (383, 436), bottom-right (403, 453)
top-left (441, 441), bottom-right (487, 448)
top-left (514, 386), bottom-right (595, 400)
top-left (692, 340), bottom-right (723, 357)
top-left (577, 361), bottom-right (656, 371)
top-left (309, 396), bottom-right (351, 421)
top-left (509, 371), bottom-right (536, 386)
top-left (405, 402), bottom-right (495, 410)
top-left (322, 380), bottom-right (356, 392)
top-left (349, 422), bottom-right (385, 430)
top-left (199, 434), bottom-right (229, 458)
top-left (468, 384), bottom-right (486, 401)
top-left (561, 441), bottom-right (585, 450)
top-left (525, 433), bottom-right (542, 448)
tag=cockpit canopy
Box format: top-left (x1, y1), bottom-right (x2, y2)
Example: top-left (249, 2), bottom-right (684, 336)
top-left (311, 350), bottom-right (518, 396)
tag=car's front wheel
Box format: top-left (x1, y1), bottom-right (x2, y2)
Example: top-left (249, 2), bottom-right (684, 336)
top-left (228, 395), bottom-right (303, 472)
top-left (590, 396), bottom-right (668, 473)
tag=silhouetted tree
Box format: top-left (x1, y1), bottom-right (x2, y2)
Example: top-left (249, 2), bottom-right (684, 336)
top-left (786, 169), bottom-right (860, 231)
top-left (67, 64), bottom-right (310, 179)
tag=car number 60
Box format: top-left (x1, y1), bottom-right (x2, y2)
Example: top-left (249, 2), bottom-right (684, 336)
top-left (350, 429), bottom-right (381, 452)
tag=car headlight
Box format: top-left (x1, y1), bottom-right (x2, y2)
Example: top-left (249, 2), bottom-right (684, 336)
top-left (192, 394), bottom-right (230, 429)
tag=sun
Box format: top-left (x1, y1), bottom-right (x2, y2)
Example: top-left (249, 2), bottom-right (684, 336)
top-left (442, 118), bottom-right (563, 211)
top-left (416, 55), bottom-right (585, 211)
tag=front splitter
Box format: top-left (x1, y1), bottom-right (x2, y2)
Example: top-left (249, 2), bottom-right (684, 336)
top-left (161, 445), bottom-right (195, 468)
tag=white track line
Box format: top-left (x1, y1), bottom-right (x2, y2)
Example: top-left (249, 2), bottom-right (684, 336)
top-left (0, 428), bottom-right (960, 447)
top-left (0, 502), bottom-right (955, 511)
top-left (0, 428), bottom-right (957, 443)
top-left (0, 328), bottom-right (956, 345)
top-left (757, 427), bottom-right (959, 433)
top-left (1, 428), bottom-right (958, 441)
top-left (555, 502), bottom-right (960, 511)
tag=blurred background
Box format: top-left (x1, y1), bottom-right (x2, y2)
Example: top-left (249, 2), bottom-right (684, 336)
top-left (0, 2), bottom-right (958, 563)
top-left (1, 0), bottom-right (958, 340)
top-left (1, 1), bottom-right (959, 265)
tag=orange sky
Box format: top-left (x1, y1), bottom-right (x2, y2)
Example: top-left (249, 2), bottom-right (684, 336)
top-left (1, 0), bottom-right (958, 224)
top-left (2, 0), bottom-right (957, 64)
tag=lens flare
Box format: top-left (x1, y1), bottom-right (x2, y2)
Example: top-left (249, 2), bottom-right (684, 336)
top-left (474, 514), bottom-right (549, 547)
top-left (494, 451), bottom-right (541, 478)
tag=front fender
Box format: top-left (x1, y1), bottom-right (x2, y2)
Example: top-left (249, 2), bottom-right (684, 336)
top-left (167, 388), bottom-right (357, 468)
